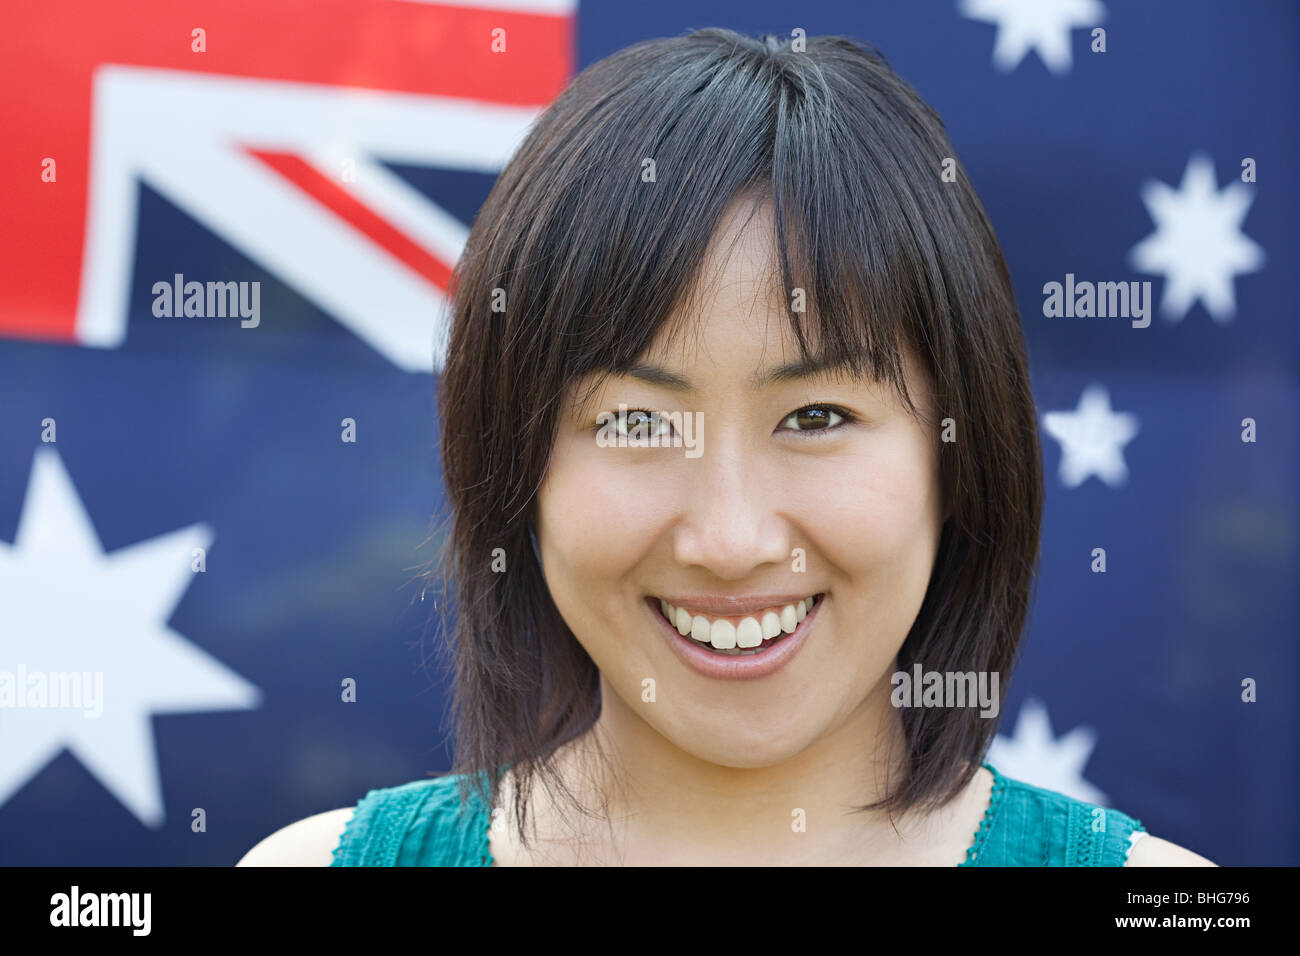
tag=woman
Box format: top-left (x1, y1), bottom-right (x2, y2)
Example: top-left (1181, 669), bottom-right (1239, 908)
top-left (240, 28), bottom-right (1214, 866)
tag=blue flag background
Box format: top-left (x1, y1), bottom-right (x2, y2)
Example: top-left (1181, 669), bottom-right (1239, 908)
top-left (0, 0), bottom-right (1295, 866)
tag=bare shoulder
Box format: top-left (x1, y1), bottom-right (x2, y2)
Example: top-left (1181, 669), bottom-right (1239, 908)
top-left (1124, 834), bottom-right (1217, 867)
top-left (236, 806), bottom-right (356, 867)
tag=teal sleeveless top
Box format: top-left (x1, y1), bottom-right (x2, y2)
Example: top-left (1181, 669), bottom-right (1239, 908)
top-left (329, 761), bottom-right (1146, 866)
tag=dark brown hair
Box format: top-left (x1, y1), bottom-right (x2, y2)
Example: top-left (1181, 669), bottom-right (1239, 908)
top-left (428, 27), bottom-right (1043, 844)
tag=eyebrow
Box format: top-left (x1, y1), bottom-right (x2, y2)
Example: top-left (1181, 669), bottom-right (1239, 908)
top-left (619, 354), bottom-right (863, 391)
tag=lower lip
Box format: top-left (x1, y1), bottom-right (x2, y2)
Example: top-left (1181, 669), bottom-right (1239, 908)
top-left (645, 594), bottom-right (824, 681)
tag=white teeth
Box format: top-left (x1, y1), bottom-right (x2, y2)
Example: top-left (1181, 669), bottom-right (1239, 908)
top-left (675, 606), bottom-right (692, 636)
top-left (657, 595), bottom-right (820, 651)
top-left (736, 617), bottom-right (764, 648)
top-left (709, 619), bottom-right (737, 650)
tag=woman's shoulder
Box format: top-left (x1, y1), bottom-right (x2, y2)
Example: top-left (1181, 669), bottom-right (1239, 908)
top-left (237, 773), bottom-right (490, 867)
top-left (971, 763), bottom-right (1215, 867)
top-left (236, 805), bottom-right (358, 866)
top-left (1123, 834), bottom-right (1216, 867)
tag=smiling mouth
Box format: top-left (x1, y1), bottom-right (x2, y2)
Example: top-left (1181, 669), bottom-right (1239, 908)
top-left (652, 594), bottom-right (823, 656)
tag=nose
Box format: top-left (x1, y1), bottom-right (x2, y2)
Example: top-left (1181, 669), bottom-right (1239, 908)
top-left (671, 440), bottom-right (793, 580)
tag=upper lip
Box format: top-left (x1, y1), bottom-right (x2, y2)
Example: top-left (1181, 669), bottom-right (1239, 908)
top-left (652, 592), bottom-right (823, 616)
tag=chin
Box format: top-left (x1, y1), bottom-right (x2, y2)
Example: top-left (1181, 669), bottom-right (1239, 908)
top-left (655, 716), bottom-right (822, 770)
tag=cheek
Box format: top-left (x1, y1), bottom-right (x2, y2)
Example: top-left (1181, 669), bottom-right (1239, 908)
top-left (537, 443), bottom-right (671, 672)
top-left (538, 442), bottom-right (668, 585)
top-left (814, 425), bottom-right (942, 572)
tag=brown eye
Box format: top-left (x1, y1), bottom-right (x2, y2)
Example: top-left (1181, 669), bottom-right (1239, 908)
top-left (621, 413), bottom-right (670, 439)
top-left (780, 406), bottom-right (846, 433)
top-left (596, 409), bottom-right (676, 440)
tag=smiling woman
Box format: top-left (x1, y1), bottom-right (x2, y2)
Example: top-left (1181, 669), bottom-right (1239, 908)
top-left (238, 26), bottom-right (1214, 868)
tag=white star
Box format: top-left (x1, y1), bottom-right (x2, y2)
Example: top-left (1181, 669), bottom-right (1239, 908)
top-left (986, 697), bottom-right (1107, 804)
top-left (1042, 384), bottom-right (1139, 488)
top-left (958, 0), bottom-right (1106, 75)
top-left (1128, 152), bottom-right (1265, 322)
top-left (0, 447), bottom-right (261, 827)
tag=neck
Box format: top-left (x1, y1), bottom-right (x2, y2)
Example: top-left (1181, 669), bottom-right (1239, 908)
top-left (514, 665), bottom-right (968, 865)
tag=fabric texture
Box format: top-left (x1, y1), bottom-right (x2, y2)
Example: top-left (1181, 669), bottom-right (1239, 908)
top-left (330, 761), bottom-right (1146, 866)
top-left (330, 772), bottom-right (494, 867)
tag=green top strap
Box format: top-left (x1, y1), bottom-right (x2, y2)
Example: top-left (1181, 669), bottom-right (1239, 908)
top-left (961, 763), bottom-right (1146, 866)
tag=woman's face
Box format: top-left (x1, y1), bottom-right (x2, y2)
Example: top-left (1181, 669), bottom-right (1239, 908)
top-left (534, 198), bottom-right (946, 769)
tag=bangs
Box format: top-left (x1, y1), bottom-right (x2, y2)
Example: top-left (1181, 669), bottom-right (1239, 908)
top-left (483, 29), bottom-right (957, 425)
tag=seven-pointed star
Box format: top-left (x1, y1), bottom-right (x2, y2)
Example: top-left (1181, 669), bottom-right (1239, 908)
top-left (0, 447), bottom-right (261, 827)
top-left (1129, 152), bottom-right (1266, 322)
top-left (959, 0), bottom-right (1107, 75)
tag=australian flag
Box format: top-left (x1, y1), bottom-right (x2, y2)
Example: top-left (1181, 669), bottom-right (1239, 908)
top-left (0, 0), bottom-right (1293, 867)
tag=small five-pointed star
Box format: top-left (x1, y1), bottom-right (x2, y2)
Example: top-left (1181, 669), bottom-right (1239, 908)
top-left (1042, 384), bottom-right (1140, 489)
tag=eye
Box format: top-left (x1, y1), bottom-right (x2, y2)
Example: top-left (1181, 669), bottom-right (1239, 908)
top-left (593, 409), bottom-right (677, 439)
top-left (590, 404), bottom-right (857, 440)
top-left (779, 404), bottom-right (855, 436)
